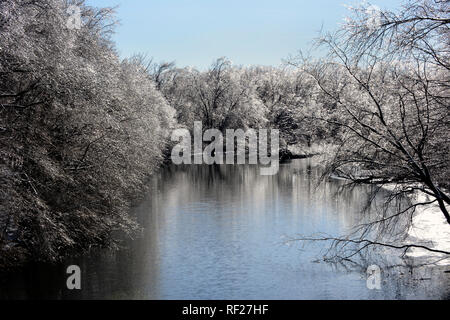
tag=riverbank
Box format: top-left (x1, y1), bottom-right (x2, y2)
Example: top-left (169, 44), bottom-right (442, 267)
top-left (282, 142), bottom-right (334, 161)
top-left (318, 153), bottom-right (450, 264)
top-left (405, 192), bottom-right (450, 264)
top-left (367, 183), bottom-right (450, 264)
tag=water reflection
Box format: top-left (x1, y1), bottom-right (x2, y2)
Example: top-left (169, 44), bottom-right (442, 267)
top-left (1, 159), bottom-right (449, 299)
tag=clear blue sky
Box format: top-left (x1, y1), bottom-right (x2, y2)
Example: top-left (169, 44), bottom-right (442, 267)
top-left (86, 0), bottom-right (401, 69)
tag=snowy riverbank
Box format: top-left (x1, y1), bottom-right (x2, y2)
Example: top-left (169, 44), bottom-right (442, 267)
top-left (297, 152), bottom-right (450, 265)
top-left (379, 184), bottom-right (450, 265)
top-left (405, 192), bottom-right (450, 265)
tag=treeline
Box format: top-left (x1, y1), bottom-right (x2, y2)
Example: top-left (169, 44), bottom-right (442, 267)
top-left (0, 0), bottom-right (175, 269)
top-left (1, 0), bottom-right (449, 268)
top-left (146, 57), bottom-right (336, 151)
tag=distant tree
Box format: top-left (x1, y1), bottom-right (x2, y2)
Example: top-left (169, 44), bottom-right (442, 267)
top-left (248, 66), bottom-right (321, 148)
top-left (157, 58), bottom-right (268, 132)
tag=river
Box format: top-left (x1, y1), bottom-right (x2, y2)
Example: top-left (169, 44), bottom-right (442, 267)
top-left (1, 159), bottom-right (449, 299)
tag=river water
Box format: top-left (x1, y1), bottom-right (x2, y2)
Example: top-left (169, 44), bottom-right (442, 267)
top-left (1, 159), bottom-right (450, 299)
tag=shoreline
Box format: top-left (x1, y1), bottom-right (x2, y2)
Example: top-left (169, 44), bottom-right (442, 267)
top-left (374, 184), bottom-right (450, 264)
top-left (405, 193), bottom-right (450, 265)
top-left (324, 164), bottom-right (450, 265)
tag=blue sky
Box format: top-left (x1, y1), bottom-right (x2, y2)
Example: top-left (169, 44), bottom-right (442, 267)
top-left (86, 0), bottom-right (401, 69)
